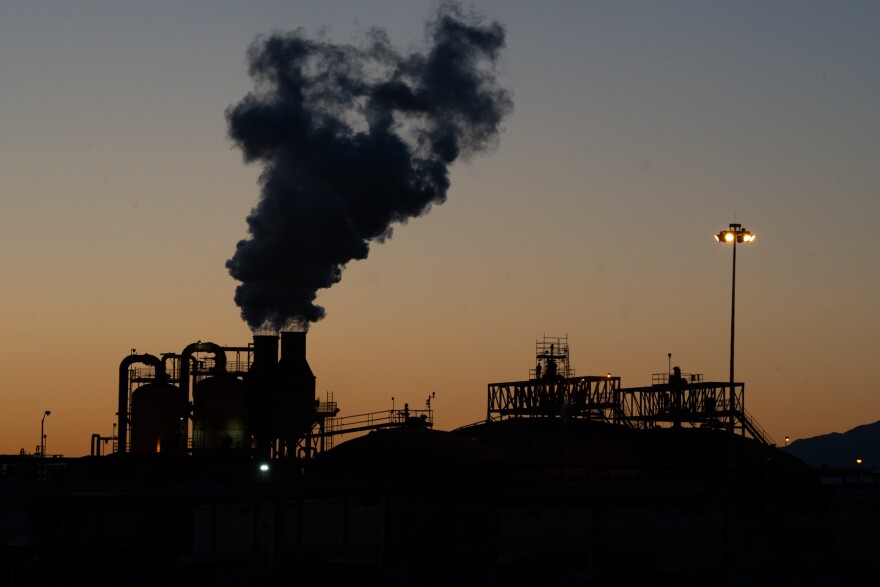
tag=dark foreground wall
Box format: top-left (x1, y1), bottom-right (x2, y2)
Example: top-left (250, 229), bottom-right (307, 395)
top-left (0, 427), bottom-right (878, 586)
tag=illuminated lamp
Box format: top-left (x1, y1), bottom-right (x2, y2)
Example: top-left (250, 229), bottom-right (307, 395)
top-left (715, 222), bottom-right (756, 431)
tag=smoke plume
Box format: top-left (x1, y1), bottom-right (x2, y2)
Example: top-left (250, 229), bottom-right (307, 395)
top-left (226, 2), bottom-right (512, 331)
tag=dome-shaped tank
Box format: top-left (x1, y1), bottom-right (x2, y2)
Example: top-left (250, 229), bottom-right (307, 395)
top-left (130, 381), bottom-right (187, 454)
top-left (193, 373), bottom-right (249, 451)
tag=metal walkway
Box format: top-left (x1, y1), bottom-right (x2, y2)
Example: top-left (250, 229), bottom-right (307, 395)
top-left (486, 376), bottom-right (774, 446)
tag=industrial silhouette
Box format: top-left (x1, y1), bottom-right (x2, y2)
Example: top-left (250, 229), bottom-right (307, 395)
top-left (2, 4), bottom-right (876, 584)
top-left (1, 332), bottom-right (878, 586)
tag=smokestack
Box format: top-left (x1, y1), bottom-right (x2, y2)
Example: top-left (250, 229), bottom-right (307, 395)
top-left (225, 2), bottom-right (512, 332)
top-left (281, 332), bottom-right (312, 373)
top-left (250, 334), bottom-right (279, 372)
top-left (280, 331), bottom-right (307, 365)
top-left (280, 329), bottom-right (315, 389)
top-left (247, 334), bottom-right (279, 457)
top-left (279, 330), bottom-right (316, 421)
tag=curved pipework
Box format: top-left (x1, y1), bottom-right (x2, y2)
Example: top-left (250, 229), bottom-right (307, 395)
top-left (178, 342), bottom-right (227, 405)
top-left (117, 353), bottom-right (164, 455)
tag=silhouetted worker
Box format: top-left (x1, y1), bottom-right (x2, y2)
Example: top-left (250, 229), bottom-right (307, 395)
top-left (670, 366), bottom-right (684, 385)
top-left (545, 359), bottom-right (557, 380)
top-left (535, 363), bottom-right (542, 380)
top-left (670, 366), bottom-right (685, 427)
top-left (403, 403), bottom-right (410, 419)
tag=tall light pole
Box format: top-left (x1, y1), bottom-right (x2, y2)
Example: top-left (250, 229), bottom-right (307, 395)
top-left (715, 223), bottom-right (755, 431)
top-left (41, 410), bottom-right (51, 457)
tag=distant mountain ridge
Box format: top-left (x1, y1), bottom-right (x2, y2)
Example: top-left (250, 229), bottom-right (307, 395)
top-left (786, 420), bottom-right (880, 470)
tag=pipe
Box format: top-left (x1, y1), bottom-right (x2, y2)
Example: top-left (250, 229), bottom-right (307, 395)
top-left (178, 341), bottom-right (227, 405)
top-left (117, 353), bottom-right (163, 455)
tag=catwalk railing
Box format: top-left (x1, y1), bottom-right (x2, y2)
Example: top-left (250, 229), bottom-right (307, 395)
top-left (487, 376), bottom-right (772, 445)
top-left (488, 376), bottom-right (624, 424)
top-left (298, 407), bottom-right (434, 457)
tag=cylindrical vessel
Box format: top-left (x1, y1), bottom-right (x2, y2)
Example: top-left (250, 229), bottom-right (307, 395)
top-left (193, 373), bottom-right (249, 450)
top-left (130, 381), bottom-right (187, 454)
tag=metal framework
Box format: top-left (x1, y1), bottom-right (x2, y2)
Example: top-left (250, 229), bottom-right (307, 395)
top-left (488, 376), bottom-right (623, 423)
top-left (619, 381), bottom-right (771, 441)
top-left (486, 376), bottom-right (773, 445)
top-left (294, 392), bottom-right (340, 457)
top-left (529, 335), bottom-right (575, 380)
top-left (484, 336), bottom-right (773, 445)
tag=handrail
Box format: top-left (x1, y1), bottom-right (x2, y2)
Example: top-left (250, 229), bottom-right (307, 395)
top-left (315, 408), bottom-right (432, 438)
top-left (743, 406), bottom-right (774, 446)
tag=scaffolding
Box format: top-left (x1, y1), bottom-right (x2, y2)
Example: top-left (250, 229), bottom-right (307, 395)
top-left (529, 335), bottom-right (575, 380)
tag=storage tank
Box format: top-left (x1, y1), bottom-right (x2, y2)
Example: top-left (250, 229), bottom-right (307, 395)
top-left (130, 381), bottom-right (187, 454)
top-left (193, 373), bottom-right (249, 450)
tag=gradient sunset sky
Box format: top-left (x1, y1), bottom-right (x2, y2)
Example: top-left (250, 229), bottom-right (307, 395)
top-left (1, 1), bottom-right (878, 456)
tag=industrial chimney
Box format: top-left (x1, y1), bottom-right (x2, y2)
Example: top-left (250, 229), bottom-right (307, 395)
top-left (247, 334), bottom-right (279, 458)
top-left (280, 331), bottom-right (315, 398)
top-left (279, 331), bottom-right (317, 455)
top-left (251, 335), bottom-right (280, 374)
